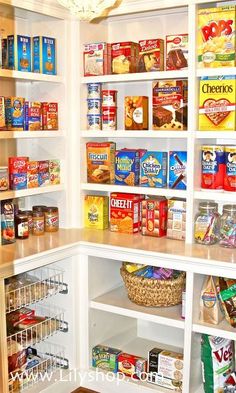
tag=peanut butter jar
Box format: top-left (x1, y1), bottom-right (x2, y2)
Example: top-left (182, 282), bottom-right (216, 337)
top-left (45, 207), bottom-right (59, 232)
top-left (32, 211), bottom-right (45, 236)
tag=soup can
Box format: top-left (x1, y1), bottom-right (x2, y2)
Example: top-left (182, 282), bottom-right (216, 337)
top-left (224, 146), bottom-right (236, 192)
top-left (102, 107), bottom-right (117, 130)
top-left (201, 145), bottom-right (225, 190)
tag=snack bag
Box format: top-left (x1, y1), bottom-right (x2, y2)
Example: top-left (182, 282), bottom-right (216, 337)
top-left (199, 276), bottom-right (223, 325)
top-left (216, 277), bottom-right (236, 327)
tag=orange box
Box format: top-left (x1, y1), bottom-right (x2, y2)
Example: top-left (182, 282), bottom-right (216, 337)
top-left (86, 142), bottom-right (116, 184)
top-left (27, 161), bottom-right (39, 188)
top-left (125, 96), bottom-right (148, 130)
top-left (110, 193), bottom-right (140, 234)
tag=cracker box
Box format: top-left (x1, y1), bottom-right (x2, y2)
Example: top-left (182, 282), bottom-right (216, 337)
top-left (118, 353), bottom-right (147, 380)
top-left (111, 42), bottom-right (139, 74)
top-left (140, 151), bottom-right (167, 188)
top-left (9, 156), bottom-right (28, 190)
top-left (49, 159), bottom-right (60, 185)
top-left (198, 6), bottom-right (235, 68)
top-left (24, 102), bottom-right (42, 131)
top-left (169, 151), bottom-right (187, 190)
top-left (84, 42), bottom-right (111, 76)
top-left (125, 96), bottom-right (149, 130)
top-left (42, 102), bottom-right (58, 130)
top-left (5, 97), bottom-right (25, 131)
top-left (199, 76), bottom-right (236, 131)
top-left (138, 39), bottom-right (164, 72)
top-left (115, 150), bottom-right (140, 186)
top-left (38, 160), bottom-right (50, 187)
top-left (148, 348), bottom-right (163, 373)
top-left (110, 192), bottom-right (140, 234)
top-left (84, 195), bottom-right (109, 230)
top-left (87, 142), bottom-right (116, 184)
top-left (92, 345), bottom-right (121, 373)
top-left (153, 80), bottom-right (186, 130)
top-left (27, 161), bottom-right (39, 189)
top-left (167, 198), bottom-right (186, 241)
top-left (0, 97), bottom-right (5, 129)
top-left (141, 197), bottom-right (167, 237)
top-left (166, 34), bottom-right (188, 70)
top-left (33, 36), bottom-right (56, 75)
top-left (7, 35), bottom-right (31, 72)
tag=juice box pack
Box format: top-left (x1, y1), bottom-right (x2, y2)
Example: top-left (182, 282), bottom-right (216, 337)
top-left (33, 36), bottom-right (56, 75)
top-left (199, 76), bottom-right (236, 131)
top-left (8, 35), bottom-right (31, 72)
top-left (92, 345), bottom-right (121, 373)
top-left (84, 195), bottom-right (109, 230)
top-left (198, 6), bottom-right (235, 68)
top-left (140, 151), bottom-right (168, 188)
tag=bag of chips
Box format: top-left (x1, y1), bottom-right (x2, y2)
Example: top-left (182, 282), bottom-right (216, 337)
top-left (216, 277), bottom-right (236, 327)
top-left (199, 276), bottom-right (223, 325)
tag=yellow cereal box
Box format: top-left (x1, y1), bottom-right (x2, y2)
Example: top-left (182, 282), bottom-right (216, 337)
top-left (86, 142), bottom-right (116, 184)
top-left (198, 6), bottom-right (235, 68)
top-left (84, 195), bottom-right (109, 230)
top-left (0, 97), bottom-right (5, 129)
top-left (199, 76), bottom-right (236, 131)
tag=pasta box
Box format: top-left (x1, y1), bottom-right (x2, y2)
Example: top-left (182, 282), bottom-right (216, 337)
top-left (115, 149), bottom-right (140, 186)
top-left (33, 36), bottom-right (56, 75)
top-left (110, 192), bottom-right (140, 234)
top-left (92, 345), bottom-right (121, 373)
top-left (140, 151), bottom-right (167, 188)
top-left (169, 151), bottom-right (187, 190)
top-left (7, 35), bottom-right (31, 72)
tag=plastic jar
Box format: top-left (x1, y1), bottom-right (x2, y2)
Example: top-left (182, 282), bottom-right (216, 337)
top-left (194, 202), bottom-right (220, 245)
top-left (87, 98), bottom-right (102, 115)
top-left (87, 83), bottom-right (101, 99)
top-left (19, 210), bottom-right (33, 233)
top-left (102, 90), bottom-right (117, 107)
top-left (15, 214), bottom-right (29, 239)
top-left (102, 106), bottom-right (117, 130)
top-left (32, 211), bottom-right (45, 236)
top-left (87, 114), bottom-right (102, 130)
top-left (32, 205), bottom-right (47, 213)
top-left (0, 166), bottom-right (9, 191)
top-left (219, 205), bottom-right (236, 248)
top-left (45, 207), bottom-right (59, 232)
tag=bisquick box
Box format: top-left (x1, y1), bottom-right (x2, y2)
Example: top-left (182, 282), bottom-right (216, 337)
top-left (7, 35), bottom-right (31, 72)
top-left (111, 42), bottom-right (139, 74)
top-left (167, 198), bottom-right (186, 241)
top-left (33, 36), bottom-right (56, 75)
top-left (92, 345), bottom-right (122, 373)
top-left (84, 42), bottom-right (111, 76)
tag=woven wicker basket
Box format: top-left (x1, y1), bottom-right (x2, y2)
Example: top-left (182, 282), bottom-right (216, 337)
top-left (120, 264), bottom-right (186, 307)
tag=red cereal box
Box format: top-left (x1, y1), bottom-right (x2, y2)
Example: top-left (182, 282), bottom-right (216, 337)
top-left (118, 353), bottom-right (147, 379)
top-left (27, 161), bottom-right (39, 188)
top-left (141, 197), bottom-right (167, 237)
top-left (110, 193), bottom-right (140, 234)
top-left (111, 42), bottom-right (139, 74)
top-left (9, 157), bottom-right (28, 174)
top-left (42, 102), bottom-right (58, 130)
top-left (138, 39), bottom-right (164, 72)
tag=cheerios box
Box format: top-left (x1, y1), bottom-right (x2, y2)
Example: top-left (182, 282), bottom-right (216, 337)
top-left (140, 151), bottom-right (167, 188)
top-left (7, 35), bottom-right (31, 72)
top-left (33, 36), bottom-right (56, 75)
top-left (115, 149), bottom-right (140, 186)
top-left (198, 5), bottom-right (235, 68)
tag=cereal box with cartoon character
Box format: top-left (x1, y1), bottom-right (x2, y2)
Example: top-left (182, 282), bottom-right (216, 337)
top-left (87, 142), bottom-right (116, 184)
top-left (115, 150), bottom-right (140, 186)
top-left (84, 195), bottom-right (109, 230)
top-left (110, 193), bottom-right (140, 234)
top-left (5, 97), bottom-right (25, 131)
top-left (140, 152), bottom-right (168, 188)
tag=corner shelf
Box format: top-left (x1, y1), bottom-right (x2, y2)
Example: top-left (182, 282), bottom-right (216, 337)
top-left (0, 131), bottom-right (64, 139)
top-left (194, 190), bottom-right (236, 202)
top-left (0, 184), bottom-right (64, 201)
top-left (81, 130), bottom-right (189, 139)
top-left (0, 69), bottom-right (63, 83)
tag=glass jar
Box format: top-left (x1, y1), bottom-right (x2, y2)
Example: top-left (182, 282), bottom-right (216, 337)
top-left (15, 214), bottom-right (29, 239)
top-left (219, 205), bottom-right (236, 248)
top-left (45, 207), bottom-right (59, 232)
top-left (0, 166), bottom-right (9, 191)
top-left (19, 210), bottom-right (33, 233)
top-left (32, 211), bottom-right (45, 236)
top-left (32, 205), bottom-right (47, 213)
top-left (194, 202), bottom-right (220, 245)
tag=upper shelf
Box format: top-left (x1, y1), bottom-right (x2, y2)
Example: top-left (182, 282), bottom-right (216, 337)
top-left (81, 131), bottom-right (189, 139)
top-left (0, 184), bottom-right (64, 201)
top-left (197, 67), bottom-right (236, 78)
top-left (195, 132), bottom-right (236, 140)
top-left (0, 131), bottom-right (64, 139)
top-left (0, 69), bottom-right (63, 83)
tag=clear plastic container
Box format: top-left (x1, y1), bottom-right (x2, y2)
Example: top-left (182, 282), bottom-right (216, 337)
top-left (219, 205), bottom-right (236, 249)
top-left (194, 202), bottom-right (220, 245)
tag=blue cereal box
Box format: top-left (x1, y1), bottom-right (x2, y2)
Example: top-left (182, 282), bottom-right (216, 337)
top-left (5, 97), bottom-right (25, 131)
top-left (169, 151), bottom-right (187, 190)
top-left (33, 36), bottom-right (56, 75)
top-left (115, 150), bottom-right (140, 186)
top-left (7, 35), bottom-right (31, 72)
top-left (140, 152), bottom-right (167, 188)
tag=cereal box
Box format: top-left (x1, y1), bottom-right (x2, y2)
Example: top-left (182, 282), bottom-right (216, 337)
top-left (87, 142), bottom-right (116, 184)
top-left (84, 43), bottom-right (111, 76)
top-left (125, 96), bottom-right (148, 130)
top-left (138, 39), bottom-right (164, 72)
top-left (7, 35), bottom-right (31, 72)
top-left (110, 192), bottom-right (140, 234)
top-left (111, 42), bottom-right (139, 74)
top-left (33, 36), bottom-right (56, 75)
top-left (38, 160), bottom-right (50, 187)
top-left (169, 151), bottom-right (187, 190)
top-left (118, 353), bottom-right (147, 379)
top-left (92, 345), bottom-right (121, 373)
top-left (167, 198), bottom-right (186, 241)
top-left (198, 6), bottom-right (235, 68)
top-left (84, 195), bottom-right (109, 230)
top-left (27, 161), bottom-right (39, 189)
top-left (140, 151), bottom-right (167, 188)
top-left (166, 34), bottom-right (188, 70)
top-left (42, 103), bottom-right (58, 130)
top-left (141, 197), bottom-right (167, 237)
top-left (153, 80), bottom-right (186, 130)
top-left (49, 159), bottom-right (60, 185)
top-left (115, 150), bottom-right (140, 186)
top-left (5, 97), bottom-right (25, 131)
top-left (0, 97), bottom-right (5, 129)
top-left (199, 76), bottom-right (236, 131)
top-left (24, 102), bottom-right (42, 131)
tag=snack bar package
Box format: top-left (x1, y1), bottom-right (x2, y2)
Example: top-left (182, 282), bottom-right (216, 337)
top-left (199, 276), bottom-right (223, 325)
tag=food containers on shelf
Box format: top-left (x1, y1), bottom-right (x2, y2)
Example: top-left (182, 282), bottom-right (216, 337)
top-left (194, 202), bottom-right (220, 245)
top-left (219, 205), bottom-right (236, 249)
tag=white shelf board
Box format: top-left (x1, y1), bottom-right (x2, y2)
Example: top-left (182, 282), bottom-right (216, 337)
top-left (81, 70), bottom-right (189, 84)
top-left (0, 69), bottom-right (63, 83)
top-left (0, 131), bottom-right (64, 139)
top-left (197, 67), bottom-right (236, 77)
top-left (193, 320), bottom-right (236, 341)
top-left (194, 190), bottom-right (236, 202)
top-left (82, 183), bottom-right (187, 197)
top-left (0, 184), bottom-right (64, 201)
top-left (195, 131), bottom-right (236, 139)
top-left (90, 286), bottom-right (184, 329)
top-left (81, 130), bottom-right (188, 139)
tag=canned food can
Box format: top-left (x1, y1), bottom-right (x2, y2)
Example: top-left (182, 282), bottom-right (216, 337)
top-left (87, 83), bottom-right (101, 99)
top-left (87, 114), bottom-right (102, 130)
top-left (224, 146), bottom-right (236, 192)
top-left (102, 106), bottom-right (117, 130)
top-left (102, 90), bottom-right (117, 107)
top-left (201, 145), bottom-right (225, 190)
top-left (87, 98), bottom-right (102, 115)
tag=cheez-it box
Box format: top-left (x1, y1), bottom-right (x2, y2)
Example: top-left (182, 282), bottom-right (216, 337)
top-left (110, 193), bottom-right (140, 234)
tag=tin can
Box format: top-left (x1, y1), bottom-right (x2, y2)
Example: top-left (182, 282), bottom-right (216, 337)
top-left (102, 90), bottom-right (117, 107)
top-left (224, 146), bottom-right (236, 192)
top-left (102, 106), bottom-right (117, 130)
top-left (201, 145), bottom-right (225, 190)
top-left (87, 114), bottom-right (102, 130)
top-left (87, 98), bottom-right (101, 115)
top-left (87, 83), bottom-right (101, 99)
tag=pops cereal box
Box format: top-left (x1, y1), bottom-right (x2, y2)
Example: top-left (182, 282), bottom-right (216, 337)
top-left (140, 151), bottom-right (168, 188)
top-left (138, 39), bottom-right (164, 72)
top-left (33, 36), bottom-right (56, 75)
top-left (8, 35), bottom-right (31, 72)
top-left (87, 142), bottom-right (116, 184)
top-left (115, 149), bottom-right (140, 186)
top-left (198, 6), bottom-right (235, 68)
top-left (110, 192), bottom-right (140, 234)
top-left (84, 195), bottom-right (109, 230)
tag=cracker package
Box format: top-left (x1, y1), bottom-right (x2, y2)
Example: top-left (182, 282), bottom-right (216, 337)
top-left (118, 352), bottom-right (147, 379)
top-left (84, 43), bottom-right (111, 76)
top-left (111, 42), bottom-right (139, 74)
top-left (7, 35), bottom-right (31, 72)
top-left (138, 39), bottom-right (164, 72)
top-left (167, 198), bottom-right (186, 241)
top-left (200, 276), bottom-right (223, 325)
top-left (110, 192), bottom-right (140, 234)
top-left (115, 149), bottom-right (140, 186)
top-left (199, 76), bottom-right (236, 131)
top-left (141, 197), bottom-right (167, 237)
top-left (153, 80), bottom-right (187, 130)
top-left (84, 195), bottom-right (109, 230)
top-left (5, 97), bottom-right (25, 131)
top-left (33, 36), bottom-right (56, 75)
top-left (166, 34), bottom-right (188, 70)
top-left (140, 151), bottom-right (167, 188)
top-left (125, 96), bottom-right (148, 130)
top-left (198, 6), bottom-right (235, 68)
top-left (0, 97), bottom-right (5, 129)
top-left (216, 277), bottom-right (236, 328)
top-left (24, 102), bottom-right (42, 131)
top-left (87, 142), bottom-right (116, 184)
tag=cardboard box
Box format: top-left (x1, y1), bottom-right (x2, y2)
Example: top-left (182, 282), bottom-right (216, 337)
top-left (33, 36), bottom-right (56, 75)
top-left (42, 102), bottom-right (58, 130)
top-left (0, 97), bottom-right (5, 129)
top-left (84, 42), bottom-right (111, 76)
top-left (110, 192), bottom-right (140, 234)
top-left (118, 352), bottom-right (147, 379)
top-left (1, 200), bottom-right (15, 245)
top-left (169, 151), bottom-right (187, 190)
top-left (1, 38), bottom-right (8, 69)
top-left (38, 160), bottom-right (50, 187)
top-left (141, 197), bottom-right (167, 237)
top-left (84, 195), bottom-right (109, 230)
top-left (115, 149), bottom-right (140, 186)
top-left (92, 345), bottom-right (121, 373)
top-left (24, 102), bottom-right (42, 131)
top-left (111, 42), bottom-right (139, 74)
top-left (86, 142), bottom-right (116, 184)
top-left (125, 96), bottom-right (148, 130)
top-left (166, 34), bottom-right (188, 70)
top-left (7, 35), bottom-right (31, 72)
top-left (140, 151), bottom-right (168, 188)
top-left (5, 97), bottom-right (25, 131)
top-left (167, 198), bottom-right (186, 241)
top-left (138, 39), bottom-right (164, 72)
top-left (27, 161), bottom-right (39, 188)
top-left (49, 159), bottom-right (60, 185)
